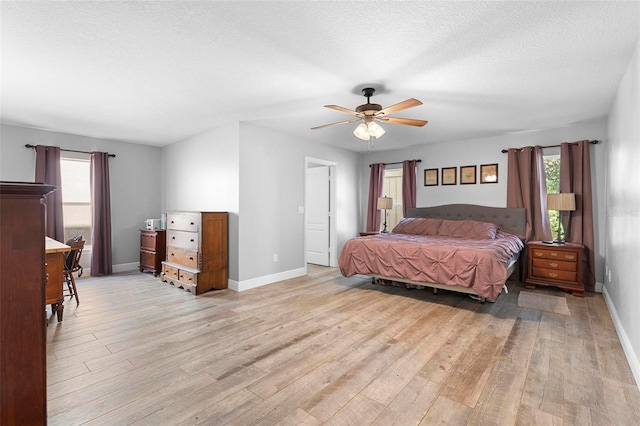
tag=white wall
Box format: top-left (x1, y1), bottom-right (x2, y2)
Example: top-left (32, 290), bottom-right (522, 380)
top-left (605, 39), bottom-right (640, 386)
top-left (237, 122), bottom-right (361, 289)
top-left (0, 124), bottom-right (162, 269)
top-left (160, 123), bottom-right (240, 280)
top-left (362, 118), bottom-right (608, 287)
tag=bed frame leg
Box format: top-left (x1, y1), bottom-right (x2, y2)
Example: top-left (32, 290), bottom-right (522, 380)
top-left (432, 288), bottom-right (438, 295)
top-left (480, 297), bottom-right (486, 303)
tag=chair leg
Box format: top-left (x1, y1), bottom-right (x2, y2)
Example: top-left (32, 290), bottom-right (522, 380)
top-left (65, 273), bottom-right (80, 305)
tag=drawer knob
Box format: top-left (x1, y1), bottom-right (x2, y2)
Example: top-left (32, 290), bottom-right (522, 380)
top-left (548, 272), bottom-right (558, 278)
top-left (189, 257), bottom-right (194, 261)
top-left (534, 251), bottom-right (543, 257)
top-left (565, 254), bottom-right (575, 260)
top-left (550, 252), bottom-right (558, 257)
top-left (190, 239), bottom-right (195, 242)
top-left (549, 262), bottom-right (558, 268)
top-left (190, 222), bottom-right (194, 225)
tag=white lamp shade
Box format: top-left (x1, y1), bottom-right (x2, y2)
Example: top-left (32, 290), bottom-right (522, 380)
top-left (547, 193), bottom-right (576, 211)
top-left (377, 196), bottom-right (393, 210)
top-left (353, 123), bottom-right (370, 140)
top-left (367, 121), bottom-right (385, 138)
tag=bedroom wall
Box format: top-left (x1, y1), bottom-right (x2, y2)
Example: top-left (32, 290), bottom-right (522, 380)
top-left (160, 123), bottom-right (241, 281)
top-left (237, 122), bottom-right (361, 288)
top-left (605, 39), bottom-right (640, 387)
top-left (361, 118), bottom-right (608, 289)
top-left (0, 123), bottom-right (162, 269)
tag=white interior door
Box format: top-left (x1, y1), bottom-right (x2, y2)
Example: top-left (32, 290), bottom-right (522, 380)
top-left (306, 165), bottom-right (330, 266)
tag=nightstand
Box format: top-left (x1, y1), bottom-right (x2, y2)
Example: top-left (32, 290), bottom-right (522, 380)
top-left (359, 231), bottom-right (379, 236)
top-left (525, 241), bottom-right (584, 296)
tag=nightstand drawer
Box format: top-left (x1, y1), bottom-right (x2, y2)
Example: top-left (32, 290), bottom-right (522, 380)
top-left (531, 267), bottom-right (577, 282)
top-left (532, 258), bottom-right (576, 271)
top-left (531, 248), bottom-right (578, 261)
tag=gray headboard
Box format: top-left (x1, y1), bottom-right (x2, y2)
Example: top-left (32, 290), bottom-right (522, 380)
top-left (406, 204), bottom-right (526, 239)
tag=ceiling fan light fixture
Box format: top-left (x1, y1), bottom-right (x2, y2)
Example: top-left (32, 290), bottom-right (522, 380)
top-left (367, 121), bottom-right (385, 138)
top-left (353, 123), bottom-right (370, 140)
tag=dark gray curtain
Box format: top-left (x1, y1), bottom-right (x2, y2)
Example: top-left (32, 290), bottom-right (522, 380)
top-left (560, 141), bottom-right (596, 292)
top-left (35, 145), bottom-right (64, 241)
top-left (366, 163), bottom-right (385, 232)
top-left (402, 160), bottom-right (417, 216)
top-left (90, 151), bottom-right (112, 276)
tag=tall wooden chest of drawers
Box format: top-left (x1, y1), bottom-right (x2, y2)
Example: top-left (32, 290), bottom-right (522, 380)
top-left (139, 229), bottom-right (166, 276)
top-left (1, 182), bottom-right (55, 425)
top-left (160, 211), bottom-right (228, 294)
top-left (525, 241), bottom-right (584, 296)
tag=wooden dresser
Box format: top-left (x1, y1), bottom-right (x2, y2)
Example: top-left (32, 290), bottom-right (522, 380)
top-left (139, 229), bottom-right (166, 277)
top-left (525, 241), bottom-right (584, 296)
top-left (1, 182), bottom-right (56, 425)
top-left (161, 211), bottom-right (228, 294)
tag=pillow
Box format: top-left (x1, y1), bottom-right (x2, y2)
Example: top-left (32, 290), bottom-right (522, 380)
top-left (391, 218), bottom-right (442, 236)
top-left (437, 219), bottom-right (498, 239)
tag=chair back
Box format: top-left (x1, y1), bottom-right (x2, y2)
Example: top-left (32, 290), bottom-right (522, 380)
top-left (64, 239), bottom-right (85, 274)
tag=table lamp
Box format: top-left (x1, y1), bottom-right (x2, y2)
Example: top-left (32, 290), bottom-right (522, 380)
top-left (547, 193), bottom-right (576, 244)
top-left (377, 196), bottom-right (393, 233)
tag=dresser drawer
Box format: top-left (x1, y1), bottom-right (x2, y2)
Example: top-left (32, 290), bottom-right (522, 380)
top-left (167, 230), bottom-right (198, 250)
top-left (531, 248), bottom-right (578, 262)
top-left (167, 246), bottom-right (199, 269)
top-left (531, 267), bottom-right (577, 282)
top-left (167, 213), bottom-right (199, 232)
top-left (162, 264), bottom-right (179, 280)
top-left (532, 258), bottom-right (576, 272)
top-left (178, 270), bottom-right (198, 286)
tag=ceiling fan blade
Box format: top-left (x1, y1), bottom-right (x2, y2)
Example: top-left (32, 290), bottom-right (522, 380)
top-left (378, 98), bottom-right (423, 116)
top-left (311, 118), bottom-right (361, 130)
top-left (378, 117), bottom-right (428, 127)
top-left (324, 105), bottom-right (359, 115)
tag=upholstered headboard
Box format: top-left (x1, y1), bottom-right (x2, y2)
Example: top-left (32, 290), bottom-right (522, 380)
top-left (406, 204), bottom-right (526, 239)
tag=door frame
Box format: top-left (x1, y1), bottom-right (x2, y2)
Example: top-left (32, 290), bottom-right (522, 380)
top-left (305, 157), bottom-right (337, 267)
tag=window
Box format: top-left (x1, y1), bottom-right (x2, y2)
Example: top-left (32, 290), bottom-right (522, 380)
top-left (544, 154), bottom-right (560, 240)
top-left (381, 168), bottom-right (403, 231)
top-left (60, 158), bottom-right (92, 246)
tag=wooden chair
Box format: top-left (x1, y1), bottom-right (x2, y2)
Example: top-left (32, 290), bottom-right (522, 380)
top-left (63, 237), bottom-right (85, 305)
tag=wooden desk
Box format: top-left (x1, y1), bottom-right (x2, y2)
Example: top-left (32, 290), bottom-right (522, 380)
top-left (45, 237), bottom-right (70, 321)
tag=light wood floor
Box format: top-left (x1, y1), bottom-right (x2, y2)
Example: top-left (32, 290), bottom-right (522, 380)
top-left (47, 265), bottom-right (640, 425)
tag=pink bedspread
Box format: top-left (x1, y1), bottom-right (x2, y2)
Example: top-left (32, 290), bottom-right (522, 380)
top-left (338, 230), bottom-right (524, 300)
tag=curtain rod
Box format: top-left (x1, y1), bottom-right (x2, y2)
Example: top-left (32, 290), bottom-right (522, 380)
top-left (25, 144), bottom-right (116, 158)
top-left (369, 159), bottom-right (421, 167)
top-left (500, 140), bottom-right (599, 153)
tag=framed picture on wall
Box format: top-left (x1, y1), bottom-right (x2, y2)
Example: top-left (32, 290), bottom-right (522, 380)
top-left (441, 167), bottom-right (457, 185)
top-left (480, 163), bottom-right (499, 183)
top-left (460, 165), bottom-right (477, 184)
top-left (424, 168), bottom-right (438, 186)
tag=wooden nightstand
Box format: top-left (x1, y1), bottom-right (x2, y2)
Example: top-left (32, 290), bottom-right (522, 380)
top-left (525, 241), bottom-right (584, 296)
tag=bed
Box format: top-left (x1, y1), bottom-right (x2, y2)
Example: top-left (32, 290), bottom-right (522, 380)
top-left (338, 204), bottom-right (526, 302)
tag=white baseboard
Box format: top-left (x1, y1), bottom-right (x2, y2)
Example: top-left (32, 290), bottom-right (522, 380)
top-left (228, 266), bottom-right (307, 292)
top-left (602, 285), bottom-right (640, 390)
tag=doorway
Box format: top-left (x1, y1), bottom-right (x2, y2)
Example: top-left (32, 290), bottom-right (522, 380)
top-left (305, 157), bottom-right (337, 267)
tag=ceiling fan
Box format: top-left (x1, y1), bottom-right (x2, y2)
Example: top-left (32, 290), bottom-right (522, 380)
top-left (311, 87), bottom-right (428, 141)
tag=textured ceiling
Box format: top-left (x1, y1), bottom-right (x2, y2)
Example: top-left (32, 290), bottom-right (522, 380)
top-left (2, 1), bottom-right (639, 152)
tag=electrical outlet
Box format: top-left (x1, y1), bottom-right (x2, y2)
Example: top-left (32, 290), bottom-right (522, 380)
top-left (273, 254), bottom-right (278, 262)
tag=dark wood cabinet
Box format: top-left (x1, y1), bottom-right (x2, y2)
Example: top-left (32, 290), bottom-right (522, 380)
top-left (525, 241), bottom-right (584, 296)
top-left (1, 181), bottom-right (56, 425)
top-left (139, 229), bottom-right (166, 277)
